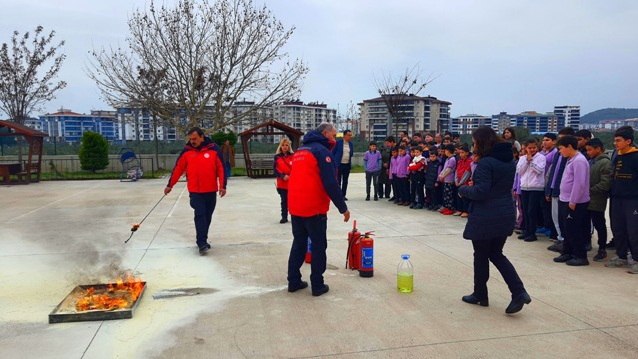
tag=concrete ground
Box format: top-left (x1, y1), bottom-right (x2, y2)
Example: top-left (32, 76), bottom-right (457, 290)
top-left (1, 174), bottom-right (638, 359)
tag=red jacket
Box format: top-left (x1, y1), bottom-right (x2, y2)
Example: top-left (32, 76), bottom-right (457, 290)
top-left (167, 138), bottom-right (225, 193)
top-left (456, 156), bottom-right (473, 185)
top-left (274, 153), bottom-right (293, 189)
top-left (288, 131), bottom-right (347, 217)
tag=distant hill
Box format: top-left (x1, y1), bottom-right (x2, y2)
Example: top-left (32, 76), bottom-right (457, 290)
top-left (580, 108), bottom-right (638, 124)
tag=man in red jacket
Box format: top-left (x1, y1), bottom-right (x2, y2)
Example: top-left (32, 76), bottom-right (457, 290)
top-left (165, 127), bottom-right (227, 255)
top-left (287, 123), bottom-right (350, 297)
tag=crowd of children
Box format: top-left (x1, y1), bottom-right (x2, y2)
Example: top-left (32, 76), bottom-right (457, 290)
top-left (363, 126), bottom-right (638, 273)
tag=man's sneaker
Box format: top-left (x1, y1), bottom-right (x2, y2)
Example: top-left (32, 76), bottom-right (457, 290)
top-left (547, 242), bottom-right (563, 252)
top-left (627, 263), bottom-right (638, 274)
top-left (607, 239), bottom-right (616, 249)
top-left (413, 204), bottom-right (423, 209)
top-left (199, 243), bottom-right (211, 255)
top-left (593, 250), bottom-right (607, 262)
top-left (566, 257), bottom-right (589, 266)
top-left (312, 284), bottom-right (330, 297)
top-left (524, 235), bottom-right (538, 242)
top-left (409, 203), bottom-right (416, 208)
top-left (553, 254), bottom-right (572, 263)
top-left (288, 281), bottom-right (308, 292)
top-left (605, 256), bottom-right (629, 268)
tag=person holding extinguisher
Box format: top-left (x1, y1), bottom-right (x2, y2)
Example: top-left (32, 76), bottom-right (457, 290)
top-left (287, 123), bottom-right (350, 297)
top-left (458, 126), bottom-right (531, 314)
top-left (274, 138), bottom-right (294, 224)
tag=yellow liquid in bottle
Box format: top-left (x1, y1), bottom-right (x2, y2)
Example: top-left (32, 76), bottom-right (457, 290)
top-left (397, 272), bottom-right (413, 293)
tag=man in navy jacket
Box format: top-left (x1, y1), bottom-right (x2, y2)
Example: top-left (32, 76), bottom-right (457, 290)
top-left (332, 130), bottom-right (354, 200)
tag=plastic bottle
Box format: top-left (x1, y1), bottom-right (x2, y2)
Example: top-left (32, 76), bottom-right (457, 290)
top-left (304, 238), bottom-right (312, 263)
top-left (397, 254), bottom-right (413, 293)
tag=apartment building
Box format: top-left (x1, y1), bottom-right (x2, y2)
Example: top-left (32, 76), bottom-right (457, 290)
top-left (554, 105), bottom-right (580, 130)
top-left (359, 94), bottom-right (452, 141)
top-left (450, 114), bottom-right (492, 135)
top-left (39, 109), bottom-right (119, 143)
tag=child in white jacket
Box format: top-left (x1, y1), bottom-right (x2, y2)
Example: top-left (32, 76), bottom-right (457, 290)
top-left (516, 137), bottom-right (546, 242)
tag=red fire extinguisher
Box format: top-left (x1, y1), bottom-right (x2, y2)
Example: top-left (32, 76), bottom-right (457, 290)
top-left (305, 238), bottom-right (312, 263)
top-left (346, 221), bottom-right (362, 270)
top-left (359, 231), bottom-right (375, 277)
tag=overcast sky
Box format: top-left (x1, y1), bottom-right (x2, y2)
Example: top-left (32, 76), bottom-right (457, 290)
top-left (1, 0), bottom-right (636, 119)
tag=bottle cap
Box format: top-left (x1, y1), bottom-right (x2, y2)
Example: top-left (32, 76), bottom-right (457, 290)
top-left (401, 254), bottom-right (410, 260)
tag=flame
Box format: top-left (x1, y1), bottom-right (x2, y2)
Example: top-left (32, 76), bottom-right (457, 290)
top-left (75, 271), bottom-right (144, 312)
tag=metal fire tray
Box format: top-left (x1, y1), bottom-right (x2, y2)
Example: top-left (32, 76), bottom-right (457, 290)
top-left (49, 282), bottom-right (146, 324)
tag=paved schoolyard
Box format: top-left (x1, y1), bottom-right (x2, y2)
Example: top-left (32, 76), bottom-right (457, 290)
top-left (1, 174), bottom-right (637, 358)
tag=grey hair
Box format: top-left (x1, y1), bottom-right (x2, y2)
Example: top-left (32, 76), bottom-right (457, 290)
top-left (316, 122), bottom-right (335, 133)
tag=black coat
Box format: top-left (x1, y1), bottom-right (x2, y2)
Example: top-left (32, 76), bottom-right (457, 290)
top-left (458, 142), bottom-right (515, 240)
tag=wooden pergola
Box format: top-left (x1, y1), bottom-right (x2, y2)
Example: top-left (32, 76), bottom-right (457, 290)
top-left (0, 120), bottom-right (48, 184)
top-left (238, 120), bottom-right (304, 178)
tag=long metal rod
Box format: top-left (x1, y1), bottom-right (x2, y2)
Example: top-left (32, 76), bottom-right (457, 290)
top-left (125, 194), bottom-right (166, 243)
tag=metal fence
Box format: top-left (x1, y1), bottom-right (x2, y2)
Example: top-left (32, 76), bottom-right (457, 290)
top-left (1, 156), bottom-right (156, 181)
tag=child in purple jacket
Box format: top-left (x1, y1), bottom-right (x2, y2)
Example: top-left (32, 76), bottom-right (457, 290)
top-left (364, 141), bottom-right (382, 201)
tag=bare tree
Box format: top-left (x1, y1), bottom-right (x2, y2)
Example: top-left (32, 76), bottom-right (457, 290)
top-left (87, 0), bottom-right (308, 137)
top-left (0, 26), bottom-right (66, 160)
top-left (374, 65), bottom-right (435, 138)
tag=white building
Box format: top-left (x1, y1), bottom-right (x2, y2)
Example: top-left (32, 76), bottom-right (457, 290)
top-left (227, 100), bottom-right (337, 141)
top-left (554, 105), bottom-right (580, 130)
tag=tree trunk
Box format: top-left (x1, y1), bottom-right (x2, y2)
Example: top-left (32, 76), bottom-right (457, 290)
top-left (153, 113), bottom-right (160, 170)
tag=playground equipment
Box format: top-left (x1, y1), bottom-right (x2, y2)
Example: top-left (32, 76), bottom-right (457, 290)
top-left (119, 148), bottom-right (143, 182)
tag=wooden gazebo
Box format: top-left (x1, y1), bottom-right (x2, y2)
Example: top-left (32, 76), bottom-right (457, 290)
top-left (239, 120), bottom-right (304, 178)
top-left (0, 120), bottom-right (48, 184)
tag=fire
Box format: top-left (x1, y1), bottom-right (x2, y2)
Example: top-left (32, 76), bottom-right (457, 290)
top-left (75, 271), bottom-right (144, 312)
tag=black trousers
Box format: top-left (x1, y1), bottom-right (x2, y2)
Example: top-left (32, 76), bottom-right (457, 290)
top-left (410, 172), bottom-right (425, 205)
top-left (338, 163), bottom-right (351, 196)
top-left (471, 237), bottom-right (526, 300)
top-left (395, 177), bottom-right (408, 202)
top-left (610, 198), bottom-right (638, 259)
top-left (521, 190), bottom-right (543, 236)
top-left (288, 214), bottom-right (328, 289)
top-left (189, 192), bottom-right (217, 248)
top-left (377, 166), bottom-right (391, 198)
top-left (558, 201), bottom-right (590, 259)
top-left (588, 210), bottom-right (607, 251)
top-left (277, 188), bottom-right (288, 220)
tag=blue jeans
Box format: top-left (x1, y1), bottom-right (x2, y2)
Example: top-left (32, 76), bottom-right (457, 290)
top-left (288, 214), bottom-right (328, 289)
top-left (338, 163), bottom-right (351, 196)
top-left (189, 192), bottom-right (217, 248)
top-left (224, 162), bottom-right (231, 178)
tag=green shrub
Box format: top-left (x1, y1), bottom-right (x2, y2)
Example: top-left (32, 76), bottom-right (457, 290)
top-left (79, 131), bottom-right (109, 173)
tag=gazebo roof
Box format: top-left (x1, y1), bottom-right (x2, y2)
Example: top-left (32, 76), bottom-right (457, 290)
top-left (239, 120), bottom-right (304, 137)
top-left (0, 120), bottom-right (49, 137)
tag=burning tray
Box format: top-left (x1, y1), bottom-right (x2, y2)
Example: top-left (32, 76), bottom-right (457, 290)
top-left (49, 281), bottom-right (146, 324)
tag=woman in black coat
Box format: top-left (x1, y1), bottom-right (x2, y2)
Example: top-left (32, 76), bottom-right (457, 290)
top-left (458, 126), bottom-right (531, 314)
